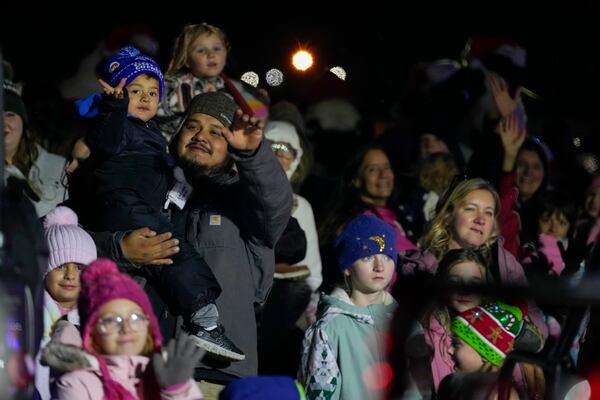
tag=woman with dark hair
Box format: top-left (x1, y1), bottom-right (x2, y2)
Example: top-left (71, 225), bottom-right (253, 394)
top-left (319, 144), bottom-right (416, 292)
top-left (3, 79), bottom-right (68, 217)
top-left (515, 138), bottom-right (550, 245)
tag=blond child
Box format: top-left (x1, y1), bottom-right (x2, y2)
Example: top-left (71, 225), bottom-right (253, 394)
top-left (157, 22), bottom-right (269, 139)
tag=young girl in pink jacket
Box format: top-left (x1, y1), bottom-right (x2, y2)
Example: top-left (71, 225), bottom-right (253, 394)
top-left (50, 259), bottom-right (203, 400)
top-left (420, 248), bottom-right (489, 391)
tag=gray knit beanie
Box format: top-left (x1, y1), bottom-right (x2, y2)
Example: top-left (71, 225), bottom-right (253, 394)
top-left (187, 91), bottom-right (238, 128)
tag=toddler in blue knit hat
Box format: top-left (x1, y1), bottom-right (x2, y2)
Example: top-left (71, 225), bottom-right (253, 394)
top-left (71, 47), bottom-right (245, 361)
top-left (299, 215), bottom-right (398, 399)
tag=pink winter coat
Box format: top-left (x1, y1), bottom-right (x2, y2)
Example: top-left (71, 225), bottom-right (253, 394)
top-left (423, 316), bottom-right (454, 391)
top-left (48, 321), bottom-right (202, 400)
top-left (54, 355), bottom-right (202, 400)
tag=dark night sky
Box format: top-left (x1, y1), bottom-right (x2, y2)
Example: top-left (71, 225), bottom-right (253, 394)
top-left (2, 2), bottom-right (600, 133)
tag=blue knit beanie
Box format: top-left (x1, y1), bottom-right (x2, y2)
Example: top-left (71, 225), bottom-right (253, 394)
top-left (104, 46), bottom-right (164, 99)
top-left (335, 215), bottom-right (398, 271)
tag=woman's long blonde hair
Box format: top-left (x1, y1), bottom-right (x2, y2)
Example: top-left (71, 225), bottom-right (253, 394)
top-left (166, 23), bottom-right (230, 77)
top-left (419, 178), bottom-right (500, 260)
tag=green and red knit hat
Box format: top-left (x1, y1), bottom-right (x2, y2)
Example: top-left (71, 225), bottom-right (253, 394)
top-left (451, 302), bottom-right (525, 366)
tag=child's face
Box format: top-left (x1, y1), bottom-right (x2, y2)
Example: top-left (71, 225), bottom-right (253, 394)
top-left (539, 211), bottom-right (570, 240)
top-left (345, 254), bottom-right (395, 294)
top-left (187, 33), bottom-right (227, 79)
top-left (91, 299), bottom-right (149, 356)
top-left (45, 263), bottom-right (83, 307)
top-left (126, 74), bottom-right (159, 122)
top-left (447, 261), bottom-right (484, 313)
top-left (586, 187), bottom-right (600, 218)
top-left (449, 336), bottom-right (485, 372)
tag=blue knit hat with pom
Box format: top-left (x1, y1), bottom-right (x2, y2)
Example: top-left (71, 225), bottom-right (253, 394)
top-left (104, 46), bottom-right (164, 99)
top-left (335, 215), bottom-right (398, 271)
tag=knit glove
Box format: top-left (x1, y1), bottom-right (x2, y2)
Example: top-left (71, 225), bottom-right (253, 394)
top-left (152, 334), bottom-right (205, 388)
top-left (538, 234), bottom-right (565, 275)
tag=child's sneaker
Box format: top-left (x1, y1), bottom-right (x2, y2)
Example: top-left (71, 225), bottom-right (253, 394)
top-left (187, 323), bottom-right (245, 361)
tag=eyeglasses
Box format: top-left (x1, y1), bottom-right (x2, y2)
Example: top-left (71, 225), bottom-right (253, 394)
top-left (270, 142), bottom-right (296, 160)
top-left (95, 312), bottom-right (149, 335)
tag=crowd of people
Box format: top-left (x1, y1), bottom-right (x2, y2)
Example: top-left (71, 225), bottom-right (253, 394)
top-left (2, 23), bottom-right (600, 400)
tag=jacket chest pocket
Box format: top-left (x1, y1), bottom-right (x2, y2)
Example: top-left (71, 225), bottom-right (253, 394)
top-left (188, 210), bottom-right (239, 250)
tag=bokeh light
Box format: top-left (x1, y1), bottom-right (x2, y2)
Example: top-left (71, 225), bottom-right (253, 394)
top-left (265, 68), bottom-right (284, 86)
top-left (292, 50), bottom-right (313, 71)
top-left (362, 361), bottom-right (394, 391)
top-left (330, 66), bottom-right (347, 80)
top-left (240, 71), bottom-right (259, 87)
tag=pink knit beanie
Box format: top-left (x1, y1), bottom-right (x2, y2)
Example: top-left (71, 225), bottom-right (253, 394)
top-left (78, 259), bottom-right (163, 353)
top-left (43, 206), bottom-right (97, 274)
top-left (78, 259), bottom-right (163, 400)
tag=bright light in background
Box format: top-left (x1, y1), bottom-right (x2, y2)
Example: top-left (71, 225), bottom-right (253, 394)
top-left (266, 68), bottom-right (284, 86)
top-left (330, 66), bottom-right (347, 80)
top-left (573, 137), bottom-right (581, 147)
top-left (292, 50), bottom-right (313, 71)
top-left (240, 71), bottom-right (259, 87)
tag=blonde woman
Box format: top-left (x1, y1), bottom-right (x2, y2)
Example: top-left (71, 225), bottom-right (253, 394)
top-left (400, 178), bottom-right (548, 339)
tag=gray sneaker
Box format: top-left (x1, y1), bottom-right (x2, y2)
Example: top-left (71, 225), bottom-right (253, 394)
top-left (187, 324), bottom-right (245, 361)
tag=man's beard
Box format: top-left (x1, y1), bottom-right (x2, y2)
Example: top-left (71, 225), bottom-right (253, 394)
top-left (176, 154), bottom-right (233, 184)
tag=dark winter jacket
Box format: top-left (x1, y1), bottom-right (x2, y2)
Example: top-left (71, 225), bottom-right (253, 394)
top-left (86, 94), bottom-right (172, 211)
top-left (102, 140), bottom-right (292, 381)
top-left (182, 141), bottom-right (292, 379)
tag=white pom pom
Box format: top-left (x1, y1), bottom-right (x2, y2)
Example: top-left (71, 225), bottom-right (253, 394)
top-left (43, 206), bottom-right (79, 228)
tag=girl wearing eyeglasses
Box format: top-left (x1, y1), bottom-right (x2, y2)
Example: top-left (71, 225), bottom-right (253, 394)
top-left (48, 259), bottom-right (203, 399)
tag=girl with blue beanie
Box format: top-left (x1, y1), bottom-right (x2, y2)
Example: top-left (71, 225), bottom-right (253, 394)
top-left (299, 215), bottom-right (398, 399)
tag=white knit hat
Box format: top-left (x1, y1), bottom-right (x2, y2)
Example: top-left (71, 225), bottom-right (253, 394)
top-left (265, 121), bottom-right (303, 180)
top-left (43, 206), bottom-right (97, 274)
